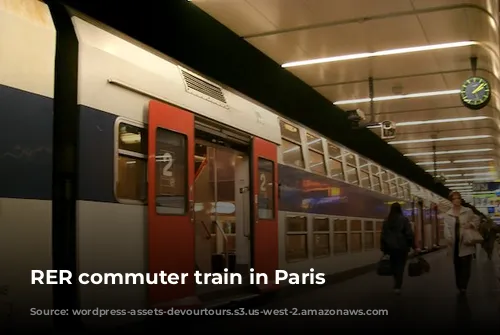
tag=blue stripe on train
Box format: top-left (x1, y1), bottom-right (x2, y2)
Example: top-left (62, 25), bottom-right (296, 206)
top-left (278, 164), bottom-right (400, 219)
top-left (0, 88), bottom-right (404, 218)
top-left (0, 85), bottom-right (117, 203)
top-left (78, 105), bottom-right (116, 203)
top-left (0, 84), bottom-right (52, 200)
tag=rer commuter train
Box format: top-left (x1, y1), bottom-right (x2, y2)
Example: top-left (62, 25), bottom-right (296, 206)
top-left (0, 0), bottom-right (451, 329)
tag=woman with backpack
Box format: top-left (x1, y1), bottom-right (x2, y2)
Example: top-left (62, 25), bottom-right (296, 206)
top-left (380, 202), bottom-right (415, 295)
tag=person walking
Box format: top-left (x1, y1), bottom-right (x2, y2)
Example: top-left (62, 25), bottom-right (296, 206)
top-left (380, 202), bottom-right (415, 295)
top-left (443, 191), bottom-right (480, 295)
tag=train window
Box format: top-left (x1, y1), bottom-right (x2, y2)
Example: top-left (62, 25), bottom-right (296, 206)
top-left (363, 220), bottom-right (374, 250)
top-left (370, 164), bottom-right (382, 192)
top-left (306, 133), bottom-right (324, 153)
top-left (375, 221), bottom-right (382, 249)
top-left (372, 175), bottom-right (382, 192)
top-left (350, 219), bottom-right (361, 231)
top-left (305, 133), bottom-right (326, 175)
top-left (398, 185), bottom-right (404, 198)
top-left (313, 217), bottom-right (329, 231)
top-left (308, 150), bottom-right (326, 175)
top-left (349, 219), bottom-right (362, 253)
top-left (405, 186), bottom-right (411, 200)
top-left (279, 120), bottom-right (302, 143)
top-left (333, 233), bottom-right (348, 254)
top-left (333, 218), bottom-right (347, 254)
top-left (360, 170), bottom-right (371, 189)
top-left (154, 127), bottom-right (187, 215)
top-left (119, 123), bottom-right (148, 153)
top-left (328, 143), bottom-right (343, 160)
top-left (374, 221), bottom-right (382, 249)
top-left (286, 216), bottom-right (308, 262)
top-left (350, 233), bottom-right (362, 253)
top-left (313, 217), bottom-right (329, 257)
top-left (281, 139), bottom-right (305, 168)
top-left (380, 170), bottom-right (390, 195)
top-left (333, 218), bottom-right (347, 231)
top-left (345, 165), bottom-right (359, 185)
top-left (258, 158), bottom-right (274, 219)
top-left (345, 153), bottom-right (356, 166)
top-left (313, 234), bottom-right (330, 258)
top-left (328, 158), bottom-right (344, 180)
top-left (358, 159), bottom-right (371, 189)
top-left (358, 158), bottom-right (369, 172)
top-left (287, 216), bottom-right (307, 231)
top-left (390, 183), bottom-right (398, 197)
top-left (116, 122), bottom-right (147, 202)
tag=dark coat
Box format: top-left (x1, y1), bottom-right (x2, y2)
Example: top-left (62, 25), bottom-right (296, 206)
top-left (380, 215), bottom-right (414, 253)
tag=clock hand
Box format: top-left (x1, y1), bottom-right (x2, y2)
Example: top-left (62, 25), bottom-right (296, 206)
top-left (472, 83), bottom-right (485, 94)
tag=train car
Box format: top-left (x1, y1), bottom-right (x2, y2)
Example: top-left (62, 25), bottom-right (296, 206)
top-left (0, 0), bottom-right (55, 330)
top-left (0, 0), bottom-right (451, 330)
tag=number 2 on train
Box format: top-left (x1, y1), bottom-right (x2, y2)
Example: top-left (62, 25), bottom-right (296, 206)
top-left (162, 152), bottom-right (173, 177)
top-left (260, 173), bottom-right (266, 192)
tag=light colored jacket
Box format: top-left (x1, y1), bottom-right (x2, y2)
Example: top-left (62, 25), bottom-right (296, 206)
top-left (443, 206), bottom-right (480, 257)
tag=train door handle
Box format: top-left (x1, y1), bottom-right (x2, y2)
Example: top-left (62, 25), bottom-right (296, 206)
top-left (189, 200), bottom-right (195, 223)
top-left (254, 194), bottom-right (258, 225)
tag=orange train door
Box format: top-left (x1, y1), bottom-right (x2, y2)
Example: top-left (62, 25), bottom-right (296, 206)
top-left (251, 137), bottom-right (279, 291)
top-left (147, 100), bottom-right (196, 307)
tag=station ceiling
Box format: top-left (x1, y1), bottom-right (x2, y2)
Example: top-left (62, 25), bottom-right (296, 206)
top-left (190, 0), bottom-right (500, 198)
top-left (56, 0), bottom-right (499, 200)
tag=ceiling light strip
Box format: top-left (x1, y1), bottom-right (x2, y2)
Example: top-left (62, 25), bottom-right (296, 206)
top-left (454, 158), bottom-right (494, 163)
top-left (396, 116), bottom-right (489, 126)
top-left (389, 135), bottom-right (491, 145)
top-left (405, 148), bottom-right (493, 157)
top-left (461, 191), bottom-right (500, 195)
top-left (445, 178), bottom-right (494, 182)
top-left (426, 166), bottom-right (490, 172)
top-left (416, 161), bottom-right (451, 165)
top-left (282, 41), bottom-right (476, 68)
top-left (463, 172), bottom-right (497, 176)
top-left (334, 89), bottom-right (460, 105)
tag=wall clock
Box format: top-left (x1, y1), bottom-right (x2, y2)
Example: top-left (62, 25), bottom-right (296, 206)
top-left (459, 76), bottom-right (491, 110)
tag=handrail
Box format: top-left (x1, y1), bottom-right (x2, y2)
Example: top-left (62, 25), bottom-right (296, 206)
top-left (213, 221), bottom-right (229, 270)
top-left (195, 158), bottom-right (208, 181)
top-left (240, 186), bottom-right (250, 238)
top-left (200, 220), bottom-right (212, 240)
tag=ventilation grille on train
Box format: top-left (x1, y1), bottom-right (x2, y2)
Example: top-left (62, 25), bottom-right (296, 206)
top-left (180, 68), bottom-right (228, 108)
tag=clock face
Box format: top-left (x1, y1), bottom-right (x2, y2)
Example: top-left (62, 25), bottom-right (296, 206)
top-left (460, 76), bottom-right (491, 110)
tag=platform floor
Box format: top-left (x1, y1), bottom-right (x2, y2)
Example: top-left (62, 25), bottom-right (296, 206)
top-left (175, 248), bottom-right (500, 331)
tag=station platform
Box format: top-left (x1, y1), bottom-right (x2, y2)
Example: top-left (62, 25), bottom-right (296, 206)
top-left (170, 248), bottom-right (500, 331)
